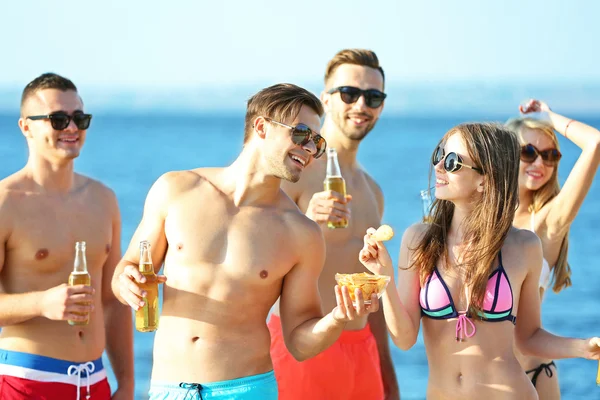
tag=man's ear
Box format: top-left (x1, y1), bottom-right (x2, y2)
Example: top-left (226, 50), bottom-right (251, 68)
top-left (320, 90), bottom-right (331, 113)
top-left (253, 116), bottom-right (267, 139)
top-left (18, 117), bottom-right (32, 139)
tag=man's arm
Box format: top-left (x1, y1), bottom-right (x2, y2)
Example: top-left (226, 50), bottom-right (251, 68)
top-left (112, 171), bottom-right (192, 308)
top-left (278, 221), bottom-right (340, 361)
top-left (366, 175), bottom-right (399, 400)
top-left (279, 219), bottom-right (378, 361)
top-left (101, 190), bottom-right (134, 398)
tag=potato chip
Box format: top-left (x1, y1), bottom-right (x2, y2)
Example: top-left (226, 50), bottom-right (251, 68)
top-left (371, 224), bottom-right (394, 241)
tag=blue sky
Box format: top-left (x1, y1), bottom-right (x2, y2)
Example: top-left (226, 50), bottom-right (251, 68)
top-left (1, 0), bottom-right (599, 113)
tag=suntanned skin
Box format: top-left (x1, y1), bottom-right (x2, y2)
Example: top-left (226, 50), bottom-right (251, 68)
top-left (360, 133), bottom-right (600, 400)
top-left (274, 63), bottom-right (399, 398)
top-left (113, 104), bottom-right (378, 383)
top-left (0, 88), bottom-right (134, 399)
top-left (396, 225), bottom-right (548, 399)
top-left (279, 152), bottom-right (384, 322)
top-left (511, 100), bottom-right (600, 399)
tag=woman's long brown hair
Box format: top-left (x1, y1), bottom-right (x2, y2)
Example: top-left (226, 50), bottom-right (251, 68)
top-left (505, 117), bottom-right (571, 293)
top-left (412, 123), bottom-right (520, 315)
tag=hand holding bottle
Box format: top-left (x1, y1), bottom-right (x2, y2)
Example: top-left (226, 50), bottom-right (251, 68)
top-left (118, 264), bottom-right (166, 311)
top-left (67, 241), bottom-right (92, 325)
top-left (305, 191), bottom-right (352, 226)
top-left (310, 147), bottom-right (351, 229)
top-left (40, 283), bottom-right (94, 322)
top-left (118, 241), bottom-right (167, 332)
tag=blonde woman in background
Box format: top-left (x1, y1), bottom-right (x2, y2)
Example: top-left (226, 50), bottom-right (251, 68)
top-left (506, 99), bottom-right (600, 399)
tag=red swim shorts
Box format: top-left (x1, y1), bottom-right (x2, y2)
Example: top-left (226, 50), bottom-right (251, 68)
top-left (267, 314), bottom-right (384, 400)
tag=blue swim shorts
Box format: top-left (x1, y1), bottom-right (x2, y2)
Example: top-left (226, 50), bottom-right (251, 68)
top-left (148, 370), bottom-right (278, 400)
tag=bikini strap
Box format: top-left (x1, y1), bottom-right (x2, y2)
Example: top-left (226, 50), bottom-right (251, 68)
top-left (498, 251), bottom-right (503, 268)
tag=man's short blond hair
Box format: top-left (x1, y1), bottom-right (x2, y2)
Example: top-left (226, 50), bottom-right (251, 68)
top-left (324, 49), bottom-right (385, 87)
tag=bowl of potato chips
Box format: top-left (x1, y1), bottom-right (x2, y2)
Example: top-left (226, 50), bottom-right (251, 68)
top-left (335, 272), bottom-right (391, 305)
top-left (335, 225), bottom-right (394, 305)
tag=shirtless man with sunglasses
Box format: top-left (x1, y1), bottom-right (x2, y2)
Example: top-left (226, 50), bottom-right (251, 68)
top-left (113, 83), bottom-right (379, 400)
top-left (268, 49), bottom-right (399, 400)
top-left (0, 73), bottom-right (133, 400)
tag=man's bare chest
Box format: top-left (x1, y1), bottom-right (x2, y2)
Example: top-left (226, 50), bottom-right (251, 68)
top-left (6, 197), bottom-right (112, 273)
top-left (164, 204), bottom-right (298, 283)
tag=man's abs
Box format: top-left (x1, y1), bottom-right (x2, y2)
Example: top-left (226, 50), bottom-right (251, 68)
top-left (0, 317), bottom-right (106, 362)
top-left (151, 316), bottom-right (274, 383)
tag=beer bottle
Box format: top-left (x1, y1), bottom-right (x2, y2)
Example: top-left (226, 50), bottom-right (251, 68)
top-left (323, 148), bottom-right (348, 229)
top-left (68, 241), bottom-right (91, 326)
top-left (135, 240), bottom-right (159, 332)
top-left (420, 189), bottom-right (433, 223)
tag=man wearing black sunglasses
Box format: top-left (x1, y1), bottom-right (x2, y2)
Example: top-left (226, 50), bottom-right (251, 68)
top-left (0, 73), bottom-right (133, 399)
top-left (113, 83), bottom-right (379, 400)
top-left (269, 49), bottom-right (399, 400)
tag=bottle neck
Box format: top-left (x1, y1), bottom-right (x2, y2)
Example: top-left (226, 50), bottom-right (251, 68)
top-left (139, 241), bottom-right (153, 272)
top-left (326, 152), bottom-right (342, 177)
top-left (73, 248), bottom-right (88, 273)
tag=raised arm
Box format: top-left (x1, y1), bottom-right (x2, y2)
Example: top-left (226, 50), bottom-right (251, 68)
top-left (279, 219), bottom-right (378, 361)
top-left (101, 189), bottom-right (134, 398)
top-left (360, 224), bottom-right (423, 350)
top-left (515, 229), bottom-right (600, 360)
top-left (522, 100), bottom-right (600, 237)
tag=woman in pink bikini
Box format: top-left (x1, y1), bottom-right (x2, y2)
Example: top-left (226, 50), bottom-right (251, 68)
top-left (506, 99), bottom-right (600, 399)
top-left (358, 122), bottom-right (600, 399)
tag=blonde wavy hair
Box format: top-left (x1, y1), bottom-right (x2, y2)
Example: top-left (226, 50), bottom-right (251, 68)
top-left (505, 117), bottom-right (571, 293)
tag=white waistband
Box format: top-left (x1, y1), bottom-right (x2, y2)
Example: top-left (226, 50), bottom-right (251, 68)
top-left (0, 363), bottom-right (107, 386)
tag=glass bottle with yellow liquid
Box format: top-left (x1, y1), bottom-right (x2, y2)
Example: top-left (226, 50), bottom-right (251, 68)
top-left (596, 360), bottom-right (599, 386)
top-left (136, 240), bottom-right (159, 332)
top-left (420, 189), bottom-right (434, 224)
top-left (323, 147), bottom-right (348, 229)
top-left (68, 241), bottom-right (91, 326)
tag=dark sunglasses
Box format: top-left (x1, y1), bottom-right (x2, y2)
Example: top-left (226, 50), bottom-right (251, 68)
top-left (265, 118), bottom-right (327, 158)
top-left (432, 146), bottom-right (483, 174)
top-left (520, 144), bottom-right (561, 167)
top-left (327, 86), bottom-right (386, 109)
top-left (27, 112), bottom-right (92, 131)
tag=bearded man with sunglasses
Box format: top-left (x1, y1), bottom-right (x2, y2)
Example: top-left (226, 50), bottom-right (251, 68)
top-left (268, 49), bottom-right (400, 400)
top-left (0, 73), bottom-right (133, 399)
top-left (113, 83), bottom-right (379, 400)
